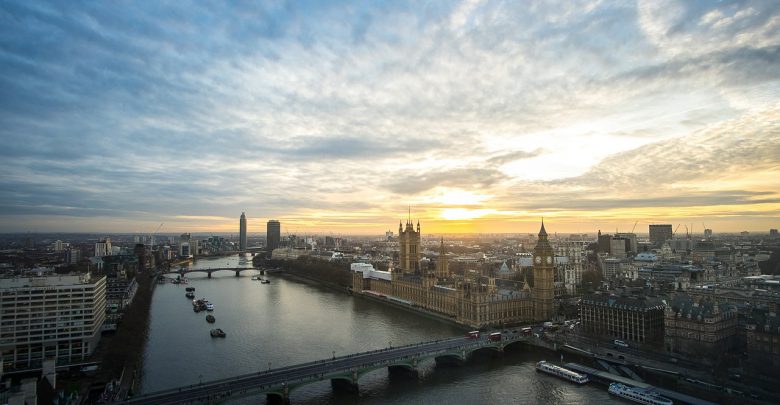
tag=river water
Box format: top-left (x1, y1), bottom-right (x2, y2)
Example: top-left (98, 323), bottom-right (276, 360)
top-left (142, 254), bottom-right (619, 404)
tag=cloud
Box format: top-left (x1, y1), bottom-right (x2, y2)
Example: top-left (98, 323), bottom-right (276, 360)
top-left (487, 149), bottom-right (544, 165)
top-left (503, 190), bottom-right (780, 212)
top-left (0, 0), bottom-right (778, 232)
top-left (385, 167), bottom-right (507, 195)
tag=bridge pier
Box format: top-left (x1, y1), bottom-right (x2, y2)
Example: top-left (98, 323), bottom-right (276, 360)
top-left (235, 270), bottom-right (240, 277)
top-left (330, 378), bottom-right (359, 394)
top-left (388, 365), bottom-right (419, 379)
top-left (434, 355), bottom-right (465, 367)
top-left (207, 272), bottom-right (211, 278)
top-left (266, 392), bottom-right (290, 405)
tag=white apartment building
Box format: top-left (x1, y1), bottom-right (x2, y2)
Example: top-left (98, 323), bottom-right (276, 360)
top-left (555, 242), bottom-right (585, 294)
top-left (0, 274), bottom-right (106, 372)
top-left (94, 238), bottom-right (112, 257)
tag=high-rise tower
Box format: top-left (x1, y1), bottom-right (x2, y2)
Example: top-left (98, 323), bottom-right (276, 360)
top-left (239, 212), bottom-right (247, 251)
top-left (533, 220), bottom-right (555, 322)
top-left (398, 218), bottom-right (421, 274)
top-left (649, 224), bottom-right (673, 248)
top-left (267, 220), bottom-right (281, 253)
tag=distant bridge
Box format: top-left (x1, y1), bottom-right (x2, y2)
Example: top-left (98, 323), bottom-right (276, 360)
top-left (160, 267), bottom-right (283, 278)
top-left (124, 332), bottom-right (544, 404)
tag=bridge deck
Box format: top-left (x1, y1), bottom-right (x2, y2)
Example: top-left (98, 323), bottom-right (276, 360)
top-left (126, 334), bottom-right (529, 404)
top-left (160, 267), bottom-right (260, 274)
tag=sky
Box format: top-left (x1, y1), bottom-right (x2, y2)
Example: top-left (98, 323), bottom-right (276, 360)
top-left (1, 0), bottom-right (779, 236)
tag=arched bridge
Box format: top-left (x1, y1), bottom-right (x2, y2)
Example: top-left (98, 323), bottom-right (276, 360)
top-left (160, 267), bottom-right (280, 278)
top-left (124, 332), bottom-right (538, 404)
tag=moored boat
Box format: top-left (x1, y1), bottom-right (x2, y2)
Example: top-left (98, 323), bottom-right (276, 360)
top-left (535, 361), bottom-right (588, 384)
top-left (206, 303), bottom-right (215, 311)
top-left (185, 291), bottom-right (195, 298)
top-left (210, 328), bottom-right (226, 338)
top-left (192, 299), bottom-right (207, 312)
top-left (608, 383), bottom-right (673, 405)
top-left (206, 314), bottom-right (215, 323)
top-left (185, 287), bottom-right (195, 292)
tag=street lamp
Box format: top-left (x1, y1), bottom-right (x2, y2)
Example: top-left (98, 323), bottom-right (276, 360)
top-left (199, 374), bottom-right (203, 385)
top-left (389, 341), bottom-right (392, 349)
top-left (268, 361), bottom-right (271, 372)
top-left (332, 350), bottom-right (335, 360)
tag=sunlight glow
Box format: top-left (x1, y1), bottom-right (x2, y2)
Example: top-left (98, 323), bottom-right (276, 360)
top-left (440, 208), bottom-right (496, 221)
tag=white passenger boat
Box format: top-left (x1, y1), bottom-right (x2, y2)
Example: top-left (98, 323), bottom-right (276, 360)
top-left (608, 383), bottom-right (673, 405)
top-left (535, 361), bottom-right (588, 384)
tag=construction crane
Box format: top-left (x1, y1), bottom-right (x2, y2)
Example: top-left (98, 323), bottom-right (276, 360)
top-left (673, 224), bottom-right (681, 236)
top-left (630, 221), bottom-right (638, 234)
top-left (144, 223), bottom-right (163, 246)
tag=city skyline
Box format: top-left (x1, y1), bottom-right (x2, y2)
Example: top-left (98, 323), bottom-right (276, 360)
top-left (1, 1), bottom-right (779, 234)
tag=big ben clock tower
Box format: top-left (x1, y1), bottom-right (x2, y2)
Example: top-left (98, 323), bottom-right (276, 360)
top-left (533, 219), bottom-right (555, 321)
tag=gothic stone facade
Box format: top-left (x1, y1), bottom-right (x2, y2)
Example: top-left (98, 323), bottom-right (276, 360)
top-left (352, 221), bottom-right (554, 329)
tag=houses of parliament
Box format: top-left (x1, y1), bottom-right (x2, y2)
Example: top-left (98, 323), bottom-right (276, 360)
top-left (352, 219), bottom-right (555, 328)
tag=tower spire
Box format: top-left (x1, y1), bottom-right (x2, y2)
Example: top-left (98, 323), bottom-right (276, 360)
top-left (539, 217), bottom-right (547, 236)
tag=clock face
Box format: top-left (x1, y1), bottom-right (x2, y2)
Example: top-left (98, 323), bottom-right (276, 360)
top-left (534, 256), bottom-right (541, 264)
top-left (546, 256), bottom-right (552, 265)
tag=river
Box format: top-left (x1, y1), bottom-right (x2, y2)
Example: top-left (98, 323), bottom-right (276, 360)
top-left (142, 254), bottom-right (619, 404)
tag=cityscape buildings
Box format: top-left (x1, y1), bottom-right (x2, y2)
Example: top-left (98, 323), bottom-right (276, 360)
top-left (1, 0), bottom-right (779, 402)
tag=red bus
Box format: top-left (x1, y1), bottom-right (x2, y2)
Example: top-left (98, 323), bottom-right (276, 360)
top-left (466, 330), bottom-right (480, 339)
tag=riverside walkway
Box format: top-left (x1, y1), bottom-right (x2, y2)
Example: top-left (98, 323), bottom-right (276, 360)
top-left (124, 332), bottom-right (532, 404)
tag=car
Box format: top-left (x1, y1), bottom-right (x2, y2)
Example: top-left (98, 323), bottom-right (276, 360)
top-left (613, 339), bottom-right (629, 348)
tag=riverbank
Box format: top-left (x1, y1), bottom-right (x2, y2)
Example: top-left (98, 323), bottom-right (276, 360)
top-left (276, 269), bottom-right (470, 331)
top-left (278, 270), bottom-right (349, 293)
top-left (90, 271), bottom-right (157, 399)
top-left (354, 290), bottom-right (469, 331)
